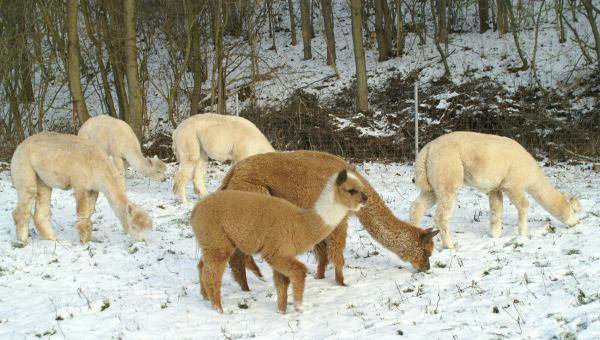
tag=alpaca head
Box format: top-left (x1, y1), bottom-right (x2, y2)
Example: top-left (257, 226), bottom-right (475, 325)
top-left (147, 155), bottom-right (167, 181)
top-left (333, 169), bottom-right (368, 212)
top-left (124, 203), bottom-right (153, 240)
top-left (399, 228), bottom-right (439, 272)
top-left (560, 194), bottom-right (581, 226)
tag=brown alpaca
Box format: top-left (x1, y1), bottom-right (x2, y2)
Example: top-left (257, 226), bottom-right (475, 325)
top-left (11, 132), bottom-right (152, 243)
top-left (191, 170), bottom-right (367, 314)
top-left (219, 151), bottom-right (439, 291)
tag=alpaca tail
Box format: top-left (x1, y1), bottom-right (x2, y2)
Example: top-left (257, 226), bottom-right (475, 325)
top-left (413, 143), bottom-right (432, 191)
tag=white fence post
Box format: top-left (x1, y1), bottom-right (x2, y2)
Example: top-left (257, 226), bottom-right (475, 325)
top-left (414, 80), bottom-right (419, 162)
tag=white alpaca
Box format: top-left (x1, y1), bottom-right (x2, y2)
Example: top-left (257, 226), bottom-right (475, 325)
top-left (410, 131), bottom-right (580, 249)
top-left (78, 115), bottom-right (167, 185)
top-left (172, 113), bottom-right (275, 203)
top-left (11, 132), bottom-right (153, 244)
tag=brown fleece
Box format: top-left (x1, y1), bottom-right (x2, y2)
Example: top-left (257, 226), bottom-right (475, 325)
top-left (220, 150), bottom-right (438, 290)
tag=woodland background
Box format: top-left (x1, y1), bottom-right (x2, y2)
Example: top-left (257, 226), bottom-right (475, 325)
top-left (0, 0), bottom-right (599, 162)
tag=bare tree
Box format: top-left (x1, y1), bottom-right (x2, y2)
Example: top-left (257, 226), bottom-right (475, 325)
top-left (67, 0), bottom-right (90, 125)
top-left (322, 0), bottom-right (337, 67)
top-left (478, 0), bottom-right (490, 33)
top-left (582, 0), bottom-right (600, 70)
top-left (300, 0), bottom-right (312, 59)
top-left (287, 0), bottom-right (298, 46)
top-left (124, 0), bottom-right (144, 140)
top-left (350, 0), bottom-right (368, 111)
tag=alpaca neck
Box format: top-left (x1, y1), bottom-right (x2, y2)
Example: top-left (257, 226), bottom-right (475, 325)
top-left (124, 149), bottom-right (153, 177)
top-left (313, 176), bottom-right (349, 229)
top-left (356, 175), bottom-right (421, 257)
top-left (526, 170), bottom-right (570, 222)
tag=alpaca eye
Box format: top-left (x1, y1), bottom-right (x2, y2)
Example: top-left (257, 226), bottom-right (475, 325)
top-left (348, 189), bottom-right (357, 195)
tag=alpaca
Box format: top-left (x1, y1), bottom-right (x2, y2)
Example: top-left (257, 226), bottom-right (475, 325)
top-left (410, 131), bottom-right (581, 249)
top-left (78, 115), bottom-right (167, 185)
top-left (172, 113), bottom-right (274, 204)
top-left (11, 132), bottom-right (153, 244)
top-left (192, 169), bottom-right (367, 314)
top-left (219, 151), bottom-right (439, 291)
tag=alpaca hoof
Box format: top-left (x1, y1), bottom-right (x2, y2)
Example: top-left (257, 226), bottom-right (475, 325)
top-left (314, 273), bottom-right (325, 280)
top-left (294, 302), bottom-right (303, 312)
top-left (491, 227), bottom-right (502, 238)
top-left (277, 308), bottom-right (287, 314)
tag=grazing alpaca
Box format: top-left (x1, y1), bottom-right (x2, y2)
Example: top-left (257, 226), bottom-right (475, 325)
top-left (219, 151), bottom-right (439, 291)
top-left (192, 170), bottom-right (367, 314)
top-left (172, 113), bottom-right (274, 204)
top-left (410, 131), bottom-right (581, 249)
top-left (78, 115), bottom-right (167, 185)
top-left (11, 132), bottom-right (153, 244)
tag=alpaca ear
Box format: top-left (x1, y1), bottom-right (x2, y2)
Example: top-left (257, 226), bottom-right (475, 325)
top-left (421, 229), bottom-right (439, 242)
top-left (336, 169), bottom-right (348, 185)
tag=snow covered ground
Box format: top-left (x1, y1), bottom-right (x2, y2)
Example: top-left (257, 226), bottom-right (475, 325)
top-left (1, 161), bottom-right (599, 339)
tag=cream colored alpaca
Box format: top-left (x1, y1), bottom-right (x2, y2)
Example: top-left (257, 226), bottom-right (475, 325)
top-left (78, 115), bottom-right (167, 185)
top-left (191, 170), bottom-right (367, 314)
top-left (172, 113), bottom-right (274, 203)
top-left (410, 131), bottom-right (581, 249)
top-left (11, 132), bottom-right (153, 244)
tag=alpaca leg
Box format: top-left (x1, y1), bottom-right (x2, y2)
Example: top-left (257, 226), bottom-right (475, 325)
top-left (201, 250), bottom-right (233, 313)
top-left (229, 249), bottom-right (251, 291)
top-left (507, 190), bottom-right (529, 237)
top-left (113, 157), bottom-right (126, 177)
top-left (273, 271), bottom-right (290, 314)
top-left (313, 241), bottom-right (328, 280)
top-left (197, 259), bottom-right (208, 300)
top-left (75, 190), bottom-right (93, 243)
top-left (13, 187), bottom-right (36, 243)
top-left (410, 191), bottom-right (437, 226)
top-left (33, 180), bottom-right (56, 241)
top-left (266, 257), bottom-right (308, 312)
top-left (88, 190), bottom-right (99, 214)
top-left (173, 160), bottom-right (195, 204)
top-left (326, 219), bottom-right (349, 286)
top-left (489, 190), bottom-right (504, 238)
top-left (192, 151), bottom-right (209, 197)
top-left (435, 193), bottom-right (458, 249)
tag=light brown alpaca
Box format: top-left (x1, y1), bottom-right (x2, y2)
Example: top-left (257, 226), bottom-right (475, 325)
top-left (192, 170), bottom-right (367, 314)
top-left (78, 115), bottom-right (167, 185)
top-left (410, 131), bottom-right (581, 249)
top-left (172, 113), bottom-right (274, 204)
top-left (11, 132), bottom-right (153, 244)
top-left (219, 151), bottom-right (439, 291)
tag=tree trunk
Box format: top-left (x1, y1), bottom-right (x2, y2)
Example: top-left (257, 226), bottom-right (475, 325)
top-left (437, 0), bottom-right (448, 46)
top-left (300, 0), bottom-right (312, 59)
top-left (124, 0), bottom-right (144, 141)
top-left (103, 1), bottom-right (129, 121)
top-left (497, 0), bottom-right (508, 34)
top-left (373, 0), bottom-right (390, 61)
top-left (430, 0), bottom-right (451, 79)
top-left (350, 0), bottom-right (368, 112)
top-left (322, 0), bottom-right (337, 66)
top-left (395, 0), bottom-right (405, 56)
top-left (67, 0), bottom-right (90, 125)
top-left (582, 0), bottom-right (600, 70)
top-left (266, 0), bottom-right (277, 51)
top-left (287, 0), bottom-right (298, 46)
top-left (381, 0), bottom-right (395, 53)
top-left (478, 0), bottom-right (489, 33)
top-left (505, 0), bottom-right (529, 70)
top-left (189, 1), bottom-right (203, 115)
top-left (212, 0), bottom-right (226, 114)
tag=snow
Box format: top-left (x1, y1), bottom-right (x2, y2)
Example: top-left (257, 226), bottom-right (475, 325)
top-left (1, 162), bottom-right (599, 339)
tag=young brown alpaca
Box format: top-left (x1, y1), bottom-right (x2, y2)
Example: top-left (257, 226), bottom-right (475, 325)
top-left (11, 132), bottom-right (152, 243)
top-left (191, 170), bottom-right (367, 314)
top-left (172, 113), bottom-right (274, 204)
top-left (411, 131), bottom-right (581, 249)
top-left (78, 115), bottom-right (167, 185)
top-left (219, 151), bottom-right (439, 291)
